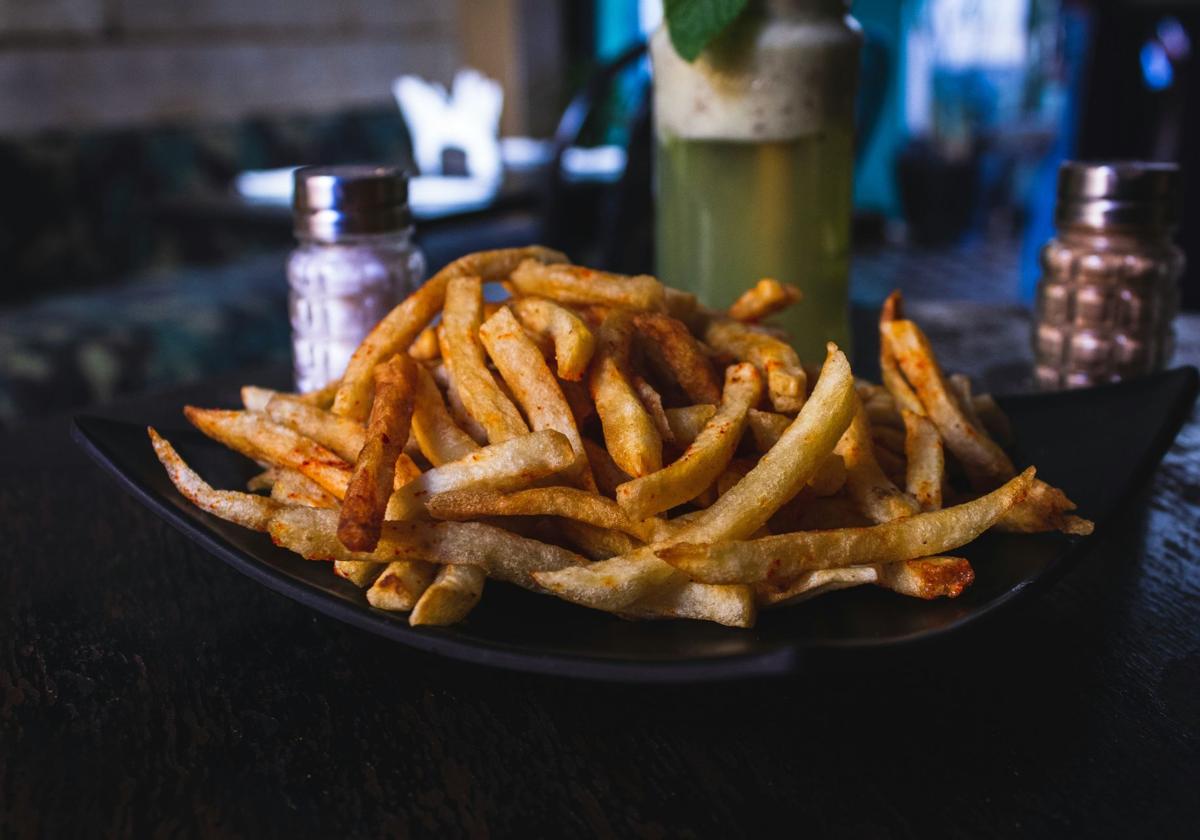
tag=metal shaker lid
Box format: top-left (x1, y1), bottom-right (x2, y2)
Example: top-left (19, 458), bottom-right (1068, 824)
top-left (1056, 161), bottom-right (1180, 229)
top-left (292, 165), bottom-right (411, 241)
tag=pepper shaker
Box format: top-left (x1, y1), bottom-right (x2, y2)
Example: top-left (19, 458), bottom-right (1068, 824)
top-left (289, 165), bottom-right (425, 393)
top-left (1034, 161), bottom-right (1183, 390)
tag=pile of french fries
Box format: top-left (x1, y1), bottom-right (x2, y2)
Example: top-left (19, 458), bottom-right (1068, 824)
top-left (150, 246), bottom-right (1093, 628)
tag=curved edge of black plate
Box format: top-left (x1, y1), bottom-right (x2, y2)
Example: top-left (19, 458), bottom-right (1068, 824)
top-left (70, 366), bottom-right (1199, 682)
top-left (70, 418), bottom-right (799, 683)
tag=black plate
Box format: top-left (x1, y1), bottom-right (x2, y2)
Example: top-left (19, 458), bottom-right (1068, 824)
top-left (73, 367), bottom-right (1198, 682)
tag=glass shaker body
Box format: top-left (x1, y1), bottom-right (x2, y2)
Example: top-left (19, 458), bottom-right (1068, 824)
top-left (652, 0), bottom-right (861, 361)
top-left (1033, 162), bottom-right (1183, 390)
top-left (288, 230), bottom-right (424, 393)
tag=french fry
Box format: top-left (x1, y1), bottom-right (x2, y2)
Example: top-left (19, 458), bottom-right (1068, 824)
top-left (878, 291), bottom-right (924, 416)
top-left (665, 404), bottom-right (716, 446)
top-left (759, 557), bottom-right (974, 607)
top-left (632, 375), bottom-right (676, 446)
top-left (582, 438), bottom-right (632, 498)
top-left (385, 429), bottom-right (575, 520)
top-left (972, 393), bottom-right (1013, 446)
top-left (427, 487), bottom-right (656, 541)
top-left (184, 407), bottom-right (353, 500)
top-left (479, 306), bottom-right (595, 489)
top-left (408, 324), bottom-right (440, 360)
top-left (995, 479), bottom-right (1094, 535)
top-left (533, 345), bottom-right (855, 611)
top-left (834, 392), bottom-right (922, 523)
top-left (704, 317), bottom-right (807, 413)
top-left (622, 582), bottom-right (755, 627)
top-left (439, 276), bottom-right (530, 443)
top-left (509, 297), bottom-right (596, 381)
top-left (902, 409), bottom-right (944, 511)
top-left (660, 467), bottom-right (1034, 584)
top-left (271, 468), bottom-right (338, 509)
top-left (632, 312), bottom-right (722, 404)
top-left (333, 245), bottom-right (567, 420)
top-left (883, 318), bottom-right (1016, 490)
top-left (589, 310), bottom-right (663, 477)
top-left (338, 355), bottom-right (418, 552)
top-left (409, 564), bottom-right (486, 625)
top-left (366, 560), bottom-right (438, 611)
top-left (558, 519), bottom-right (643, 560)
top-left (510, 260), bottom-right (666, 311)
top-left (432, 355), bottom-right (490, 444)
top-left (616, 363), bottom-right (762, 520)
top-left (267, 508), bottom-right (587, 590)
top-left (265, 393), bottom-right (366, 463)
top-left (411, 364), bottom-right (480, 466)
top-left (149, 428), bottom-right (281, 530)
top-left (240, 385), bottom-right (276, 413)
top-left (246, 468), bottom-right (276, 492)
top-left (727, 278), bottom-right (803, 322)
top-left (948, 373), bottom-right (987, 432)
top-left (747, 409), bottom-right (790, 452)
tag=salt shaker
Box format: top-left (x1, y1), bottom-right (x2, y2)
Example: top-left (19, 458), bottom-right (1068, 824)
top-left (1034, 161), bottom-right (1183, 390)
top-left (289, 165), bottom-right (425, 393)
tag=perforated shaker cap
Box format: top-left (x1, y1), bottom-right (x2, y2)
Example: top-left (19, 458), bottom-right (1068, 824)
top-left (292, 165), bottom-right (411, 241)
top-left (1056, 161), bottom-right (1180, 230)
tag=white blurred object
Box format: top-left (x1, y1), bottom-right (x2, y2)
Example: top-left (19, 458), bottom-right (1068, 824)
top-left (561, 145), bottom-right (627, 183)
top-left (394, 69), bottom-right (503, 184)
top-left (500, 136), bottom-right (554, 171)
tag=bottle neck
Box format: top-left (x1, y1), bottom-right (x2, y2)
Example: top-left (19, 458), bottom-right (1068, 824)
top-left (754, 0), bottom-right (847, 19)
top-left (1057, 224), bottom-right (1177, 251)
top-left (296, 228), bottom-right (415, 248)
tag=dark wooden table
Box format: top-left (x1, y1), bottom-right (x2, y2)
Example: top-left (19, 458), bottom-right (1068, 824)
top-left (3, 306), bottom-right (1198, 838)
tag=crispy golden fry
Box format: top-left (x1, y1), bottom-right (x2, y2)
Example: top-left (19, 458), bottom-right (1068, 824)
top-left (879, 291), bottom-right (924, 416)
top-left (267, 467), bottom-right (380, 585)
top-left (510, 260), bottom-right (666, 311)
top-left (582, 438), bottom-right (632, 498)
top-left (409, 564), bottom-right (485, 625)
top-left (338, 355), bottom-right (418, 552)
top-left (622, 582), bottom-right (755, 627)
top-left (432, 354), bottom-right (490, 445)
top-left (271, 468), bottom-right (338, 509)
top-left (871, 425), bottom-right (906, 456)
top-left (632, 375), bottom-right (676, 446)
top-left (427, 487), bottom-right (655, 541)
top-left (299, 378), bottom-right (341, 409)
top-left (385, 429), bottom-right (575, 520)
top-left (480, 306), bottom-right (595, 489)
top-left (509, 297), bottom-right (596, 381)
top-left (246, 468), bottom-right (276, 492)
top-left (440, 276), bottom-right (529, 443)
top-left (366, 559), bottom-right (438, 611)
top-left (834, 392), bottom-right (921, 523)
top-left (632, 312), bottom-right (722, 404)
top-left (589, 311), bottom-right (663, 477)
top-left (884, 318), bottom-right (1016, 490)
top-left (972, 393), bottom-right (1013, 446)
top-left (616, 363), bottom-right (762, 520)
top-left (533, 345), bottom-right (855, 611)
top-left (411, 364), bottom-right (480, 466)
top-left (727, 278), bottom-right (803, 322)
top-left (747, 409), bottom-right (790, 452)
top-left (409, 325), bottom-right (440, 360)
top-left (902, 409), bottom-right (944, 511)
top-left (948, 373), bottom-right (986, 432)
top-left (149, 428), bottom-right (282, 530)
top-left (333, 245), bottom-right (566, 420)
top-left (240, 385), bottom-right (276, 413)
top-left (807, 453), bottom-right (847, 497)
top-left (267, 507), bottom-right (586, 590)
top-left (661, 467), bottom-right (1034, 584)
top-left (185, 407), bottom-right (353, 499)
top-left (264, 393), bottom-right (366, 463)
top-left (996, 479), bottom-right (1094, 535)
top-left (760, 557), bottom-right (974, 607)
top-left (704, 317), bottom-right (806, 413)
top-left (560, 379), bottom-right (594, 427)
top-left (558, 519), bottom-right (643, 560)
top-left (715, 457), bottom-right (755, 497)
top-left (664, 286), bottom-right (699, 321)
top-left (665, 404), bottom-right (716, 447)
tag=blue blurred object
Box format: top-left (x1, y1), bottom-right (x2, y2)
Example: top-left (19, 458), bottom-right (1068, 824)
top-left (1141, 40), bottom-right (1175, 90)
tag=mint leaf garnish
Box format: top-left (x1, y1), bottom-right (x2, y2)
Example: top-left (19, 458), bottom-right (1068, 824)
top-left (664, 0), bottom-right (751, 62)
